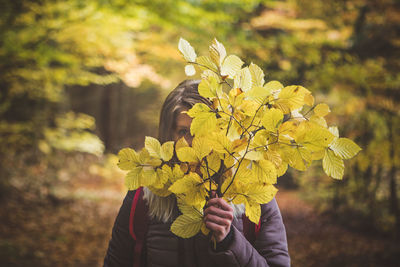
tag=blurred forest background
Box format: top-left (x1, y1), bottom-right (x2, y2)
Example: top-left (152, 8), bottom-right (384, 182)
top-left (1, 0), bottom-right (399, 266)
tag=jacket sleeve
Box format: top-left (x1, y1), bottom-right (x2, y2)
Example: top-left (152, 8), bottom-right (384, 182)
top-left (103, 191), bottom-right (135, 267)
top-left (209, 198), bottom-right (290, 267)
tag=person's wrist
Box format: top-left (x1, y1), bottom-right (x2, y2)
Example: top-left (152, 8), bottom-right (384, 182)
top-left (214, 226), bottom-right (233, 252)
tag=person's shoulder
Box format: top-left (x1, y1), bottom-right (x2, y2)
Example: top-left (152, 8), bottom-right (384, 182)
top-left (122, 190), bottom-right (138, 203)
top-left (260, 198), bottom-right (280, 219)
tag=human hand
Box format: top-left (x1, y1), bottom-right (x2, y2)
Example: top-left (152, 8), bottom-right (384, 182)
top-left (204, 196), bottom-right (234, 242)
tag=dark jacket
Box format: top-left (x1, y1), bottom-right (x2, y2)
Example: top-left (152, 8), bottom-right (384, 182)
top-left (104, 190), bottom-right (290, 267)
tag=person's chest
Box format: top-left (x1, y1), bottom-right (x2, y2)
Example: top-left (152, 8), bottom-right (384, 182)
top-left (145, 217), bottom-right (243, 267)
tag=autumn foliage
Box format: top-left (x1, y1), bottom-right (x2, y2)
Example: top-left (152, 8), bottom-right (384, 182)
top-left (117, 39), bottom-right (361, 238)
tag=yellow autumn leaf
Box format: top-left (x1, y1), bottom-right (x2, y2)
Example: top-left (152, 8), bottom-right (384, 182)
top-left (323, 149), bottom-right (344, 179)
top-left (234, 67), bottom-right (252, 92)
top-left (178, 38), bottom-right (197, 62)
top-left (281, 145), bottom-right (312, 171)
top-left (247, 184), bottom-right (278, 204)
top-left (192, 136), bottom-right (212, 160)
top-left (329, 138), bottom-right (362, 159)
top-left (196, 55), bottom-right (218, 72)
top-left (252, 159), bottom-right (278, 184)
top-left (155, 164), bottom-right (173, 186)
top-left (309, 115), bottom-right (328, 128)
top-left (245, 198), bottom-right (261, 224)
top-left (169, 172), bottom-right (205, 197)
top-left (264, 149), bottom-right (282, 168)
top-left (148, 184), bottom-right (172, 197)
top-left (138, 148), bottom-right (151, 165)
top-left (209, 132), bottom-right (231, 154)
top-left (245, 86), bottom-right (272, 105)
top-left (177, 146), bottom-right (198, 163)
top-left (244, 150), bottom-right (264, 161)
top-left (187, 103), bottom-right (217, 136)
top-left (304, 92), bottom-right (314, 106)
top-left (198, 76), bottom-right (222, 99)
top-left (314, 103), bottom-right (331, 117)
top-left (125, 167), bottom-right (144, 190)
top-left (249, 63), bottom-right (265, 87)
top-left (200, 152), bottom-right (221, 178)
top-left (231, 138), bottom-right (248, 153)
top-left (201, 69), bottom-right (221, 82)
top-left (311, 149), bottom-right (325, 160)
top-left (251, 129), bottom-right (269, 148)
top-left (262, 108), bottom-right (284, 132)
top-left (220, 55), bottom-right (244, 78)
top-left (276, 161), bottom-right (288, 177)
top-left (160, 141), bottom-right (174, 161)
top-left (264, 80), bottom-right (284, 92)
top-left (177, 199), bottom-right (203, 218)
top-left (279, 120), bottom-right (299, 138)
top-left (275, 85), bottom-right (308, 113)
top-left (175, 137), bottom-right (189, 151)
top-left (171, 214), bottom-right (203, 238)
top-left (125, 168), bottom-right (157, 190)
top-left (185, 65), bottom-right (196, 76)
top-left (117, 148), bottom-right (140, 170)
top-left (328, 126), bottom-right (340, 138)
top-left (221, 164), bottom-right (252, 196)
top-left (171, 165), bottom-right (185, 183)
top-left (228, 87), bottom-right (245, 108)
top-left (209, 38), bottom-right (226, 66)
top-left (145, 136), bottom-right (161, 158)
top-left (238, 100), bottom-right (259, 118)
top-left (143, 169), bottom-right (157, 187)
top-left (295, 122), bottom-right (334, 152)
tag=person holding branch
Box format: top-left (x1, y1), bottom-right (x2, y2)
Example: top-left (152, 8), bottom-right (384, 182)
top-left (103, 80), bottom-right (291, 267)
top-left (104, 37), bottom-right (360, 267)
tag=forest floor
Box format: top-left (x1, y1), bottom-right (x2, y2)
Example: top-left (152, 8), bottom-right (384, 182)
top-left (1, 173), bottom-right (399, 267)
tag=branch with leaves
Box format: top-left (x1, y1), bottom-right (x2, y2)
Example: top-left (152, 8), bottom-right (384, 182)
top-left (117, 38), bottom-right (361, 238)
